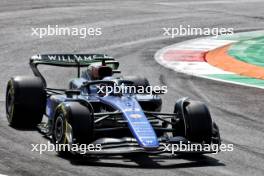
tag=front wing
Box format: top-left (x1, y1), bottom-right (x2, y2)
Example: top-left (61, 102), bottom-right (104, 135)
top-left (78, 137), bottom-right (219, 155)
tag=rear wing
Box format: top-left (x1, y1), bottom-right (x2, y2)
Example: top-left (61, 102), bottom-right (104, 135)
top-left (30, 54), bottom-right (115, 66)
top-left (29, 54), bottom-right (119, 87)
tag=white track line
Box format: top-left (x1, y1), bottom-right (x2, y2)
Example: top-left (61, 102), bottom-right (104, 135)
top-left (155, 37), bottom-right (235, 76)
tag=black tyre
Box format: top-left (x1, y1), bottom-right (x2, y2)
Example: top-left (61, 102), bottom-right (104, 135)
top-left (6, 76), bottom-right (46, 127)
top-left (52, 102), bottom-right (94, 155)
top-left (123, 76), bottom-right (150, 87)
top-left (212, 122), bottom-right (221, 145)
top-left (173, 100), bottom-right (213, 143)
top-left (123, 76), bottom-right (163, 111)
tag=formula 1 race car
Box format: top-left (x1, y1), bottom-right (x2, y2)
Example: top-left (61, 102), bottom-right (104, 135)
top-left (5, 54), bottom-right (221, 155)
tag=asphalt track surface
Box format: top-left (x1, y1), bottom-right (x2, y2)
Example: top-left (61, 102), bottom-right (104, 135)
top-left (0, 0), bottom-right (264, 175)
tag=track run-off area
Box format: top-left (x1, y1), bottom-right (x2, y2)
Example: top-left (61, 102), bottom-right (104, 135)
top-left (155, 30), bottom-right (264, 89)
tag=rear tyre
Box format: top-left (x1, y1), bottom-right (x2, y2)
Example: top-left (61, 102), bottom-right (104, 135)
top-left (124, 76), bottom-right (150, 87)
top-left (173, 100), bottom-right (213, 143)
top-left (5, 76), bottom-right (46, 127)
top-left (52, 102), bottom-right (94, 156)
top-left (122, 76), bottom-right (150, 88)
top-left (123, 76), bottom-right (163, 111)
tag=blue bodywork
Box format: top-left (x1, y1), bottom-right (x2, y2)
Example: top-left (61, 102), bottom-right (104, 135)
top-left (100, 96), bottom-right (159, 148)
top-left (46, 77), bottom-right (160, 149)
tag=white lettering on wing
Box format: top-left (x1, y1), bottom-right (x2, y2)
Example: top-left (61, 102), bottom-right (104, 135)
top-left (48, 55), bottom-right (56, 61)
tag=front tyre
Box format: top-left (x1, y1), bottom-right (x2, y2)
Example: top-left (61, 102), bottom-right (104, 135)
top-left (52, 102), bottom-right (94, 156)
top-left (173, 100), bottom-right (213, 144)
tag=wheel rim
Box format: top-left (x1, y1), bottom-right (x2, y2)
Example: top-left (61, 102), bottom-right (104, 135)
top-left (54, 114), bottom-right (64, 142)
top-left (6, 87), bottom-right (15, 122)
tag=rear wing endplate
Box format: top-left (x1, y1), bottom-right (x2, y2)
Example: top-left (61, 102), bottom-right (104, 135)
top-left (29, 54), bottom-right (119, 87)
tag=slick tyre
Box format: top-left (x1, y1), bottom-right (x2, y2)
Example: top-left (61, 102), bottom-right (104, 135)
top-left (52, 102), bottom-right (94, 156)
top-left (6, 76), bottom-right (46, 128)
top-left (173, 100), bottom-right (213, 143)
top-left (123, 76), bottom-right (150, 88)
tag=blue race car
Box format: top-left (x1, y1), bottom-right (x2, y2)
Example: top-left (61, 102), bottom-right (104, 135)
top-left (5, 54), bottom-right (221, 155)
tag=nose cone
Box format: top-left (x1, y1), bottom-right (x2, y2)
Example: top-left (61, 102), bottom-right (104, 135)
top-left (125, 110), bottom-right (160, 148)
top-left (100, 96), bottom-right (159, 149)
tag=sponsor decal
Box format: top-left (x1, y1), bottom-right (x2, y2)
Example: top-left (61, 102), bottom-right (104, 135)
top-left (123, 108), bottom-right (140, 112)
top-left (46, 55), bottom-right (93, 62)
top-left (32, 54), bottom-right (111, 63)
top-left (130, 114), bottom-right (142, 118)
